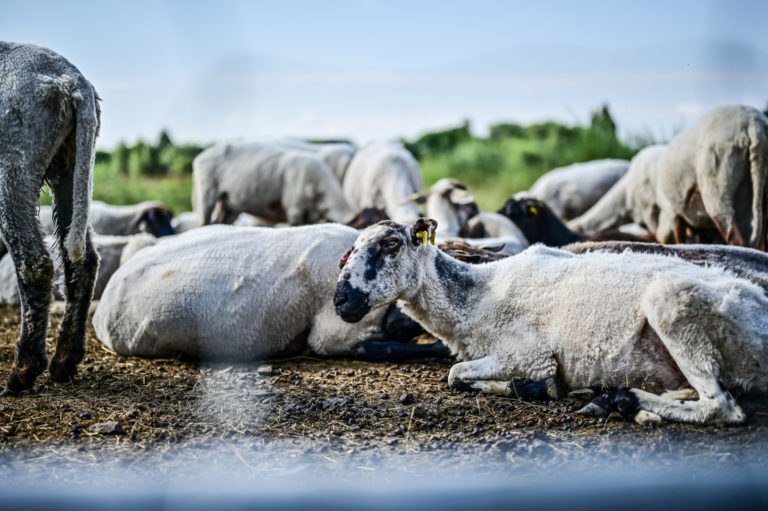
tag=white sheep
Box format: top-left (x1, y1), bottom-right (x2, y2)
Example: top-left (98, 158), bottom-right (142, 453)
top-left (192, 141), bottom-right (355, 226)
top-left (571, 105), bottom-right (768, 249)
top-left (334, 218), bottom-right (768, 424)
top-left (38, 200), bottom-right (174, 239)
top-left (93, 225), bottom-right (388, 360)
top-left (342, 141), bottom-right (424, 223)
top-left (0, 41), bottom-right (100, 392)
top-left (421, 178), bottom-right (528, 254)
top-left (517, 159), bottom-right (630, 219)
top-left (276, 138), bottom-right (356, 182)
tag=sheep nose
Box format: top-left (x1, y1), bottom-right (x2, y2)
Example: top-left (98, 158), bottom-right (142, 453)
top-left (333, 288), bottom-right (349, 308)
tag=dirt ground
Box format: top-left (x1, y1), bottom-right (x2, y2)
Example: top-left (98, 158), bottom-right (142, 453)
top-left (0, 305), bottom-right (767, 486)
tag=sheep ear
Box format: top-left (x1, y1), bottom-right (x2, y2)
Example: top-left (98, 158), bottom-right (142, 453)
top-left (339, 249), bottom-right (352, 269)
top-left (448, 188), bottom-right (476, 206)
top-left (410, 218), bottom-right (438, 247)
top-left (408, 193), bottom-right (427, 205)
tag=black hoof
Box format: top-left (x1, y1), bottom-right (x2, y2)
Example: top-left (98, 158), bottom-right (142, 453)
top-left (48, 358), bottom-right (78, 383)
top-left (579, 388), bottom-right (640, 420)
top-left (4, 365), bottom-right (43, 395)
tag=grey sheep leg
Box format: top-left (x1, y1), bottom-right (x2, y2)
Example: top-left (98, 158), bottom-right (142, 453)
top-left (47, 173), bottom-right (99, 383)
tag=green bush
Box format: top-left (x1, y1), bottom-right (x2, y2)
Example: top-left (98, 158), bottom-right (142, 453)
top-left (413, 104), bottom-right (643, 211)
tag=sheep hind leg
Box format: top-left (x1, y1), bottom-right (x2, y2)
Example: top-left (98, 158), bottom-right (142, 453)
top-left (46, 172), bottom-right (99, 383)
top-left (633, 278), bottom-right (746, 424)
top-left (0, 190), bottom-right (53, 395)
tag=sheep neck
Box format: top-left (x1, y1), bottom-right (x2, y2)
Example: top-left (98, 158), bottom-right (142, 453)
top-left (399, 249), bottom-right (489, 353)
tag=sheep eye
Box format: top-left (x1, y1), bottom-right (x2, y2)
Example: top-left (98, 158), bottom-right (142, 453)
top-left (383, 238), bottom-right (401, 250)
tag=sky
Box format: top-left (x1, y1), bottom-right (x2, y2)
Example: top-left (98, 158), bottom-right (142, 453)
top-left (2, 0), bottom-right (767, 149)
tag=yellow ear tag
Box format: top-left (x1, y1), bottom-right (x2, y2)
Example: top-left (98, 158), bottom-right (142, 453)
top-left (529, 206), bottom-right (538, 215)
top-left (429, 231), bottom-right (436, 245)
top-left (410, 193), bottom-right (422, 201)
top-left (416, 230), bottom-right (429, 247)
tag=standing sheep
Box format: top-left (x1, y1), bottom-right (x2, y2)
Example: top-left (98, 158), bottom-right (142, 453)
top-left (276, 139), bottom-right (356, 182)
top-left (334, 218), bottom-right (768, 424)
top-left (571, 105), bottom-right (768, 249)
top-left (342, 141), bottom-right (424, 224)
top-left (0, 42), bottom-right (100, 393)
top-left (192, 141), bottom-right (355, 226)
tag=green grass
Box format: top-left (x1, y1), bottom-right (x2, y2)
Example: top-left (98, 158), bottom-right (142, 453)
top-left (41, 162), bottom-right (194, 214)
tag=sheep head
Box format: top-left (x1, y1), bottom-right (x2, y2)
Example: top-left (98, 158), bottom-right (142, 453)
top-left (334, 218), bottom-right (438, 323)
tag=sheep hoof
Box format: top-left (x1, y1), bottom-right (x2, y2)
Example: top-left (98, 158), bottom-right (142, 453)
top-left (576, 402), bottom-right (607, 417)
top-left (48, 358), bottom-right (77, 383)
top-left (3, 364), bottom-right (44, 395)
top-left (634, 410), bottom-right (662, 425)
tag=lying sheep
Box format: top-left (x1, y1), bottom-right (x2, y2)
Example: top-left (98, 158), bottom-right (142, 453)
top-left (334, 218), bottom-right (768, 424)
top-left (192, 142), bottom-right (355, 226)
top-left (0, 42), bottom-right (100, 392)
top-left (419, 178), bottom-right (528, 254)
top-left (517, 159), bottom-right (629, 219)
top-left (571, 105), bottom-right (768, 249)
top-left (39, 200), bottom-right (174, 239)
top-left (498, 197), bottom-right (651, 247)
top-left (0, 234), bottom-right (153, 304)
top-left (342, 141), bottom-right (424, 224)
top-left (92, 225), bottom-right (446, 362)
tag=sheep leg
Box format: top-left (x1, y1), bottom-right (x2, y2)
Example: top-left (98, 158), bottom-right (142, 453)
top-left (356, 339), bottom-right (451, 362)
top-left (672, 216), bottom-right (688, 244)
top-left (448, 356), bottom-right (562, 400)
top-left (631, 278), bottom-right (746, 423)
top-left (453, 378), bottom-right (563, 401)
top-left (46, 173), bottom-right (99, 383)
top-left (0, 186), bottom-right (53, 394)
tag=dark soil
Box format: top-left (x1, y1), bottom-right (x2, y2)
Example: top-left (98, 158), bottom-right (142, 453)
top-left (0, 305), bottom-right (767, 485)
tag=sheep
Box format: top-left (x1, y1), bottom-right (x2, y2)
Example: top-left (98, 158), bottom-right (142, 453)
top-left (342, 141), bottom-right (424, 224)
top-left (276, 139), bottom-right (356, 182)
top-left (0, 233), bottom-right (154, 305)
top-left (498, 197), bottom-right (651, 247)
top-left (0, 42), bottom-right (100, 393)
top-left (39, 200), bottom-right (174, 239)
top-left (564, 241), bottom-right (768, 295)
top-left (571, 105), bottom-right (768, 249)
top-left (334, 218), bottom-right (768, 424)
top-left (516, 159), bottom-right (630, 219)
top-left (192, 141), bottom-right (355, 227)
top-left (92, 224), bottom-right (447, 362)
top-left (419, 178), bottom-right (529, 253)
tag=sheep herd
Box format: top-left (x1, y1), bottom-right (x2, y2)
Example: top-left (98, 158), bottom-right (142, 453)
top-left (2, 42), bottom-right (768, 427)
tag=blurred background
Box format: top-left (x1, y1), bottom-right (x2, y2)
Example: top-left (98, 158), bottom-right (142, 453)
top-left (2, 0), bottom-right (767, 211)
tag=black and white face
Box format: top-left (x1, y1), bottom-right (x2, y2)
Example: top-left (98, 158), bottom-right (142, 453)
top-left (334, 218), bottom-right (438, 323)
top-left (139, 208), bottom-right (175, 237)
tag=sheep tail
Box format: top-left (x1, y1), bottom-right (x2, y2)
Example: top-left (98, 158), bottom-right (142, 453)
top-left (747, 120), bottom-right (768, 249)
top-left (65, 82), bottom-right (100, 262)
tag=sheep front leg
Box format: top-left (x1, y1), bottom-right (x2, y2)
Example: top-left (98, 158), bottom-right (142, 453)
top-left (448, 355), bottom-right (562, 401)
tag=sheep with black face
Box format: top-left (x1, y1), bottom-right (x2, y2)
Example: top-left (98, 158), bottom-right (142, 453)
top-left (335, 218), bottom-right (768, 425)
